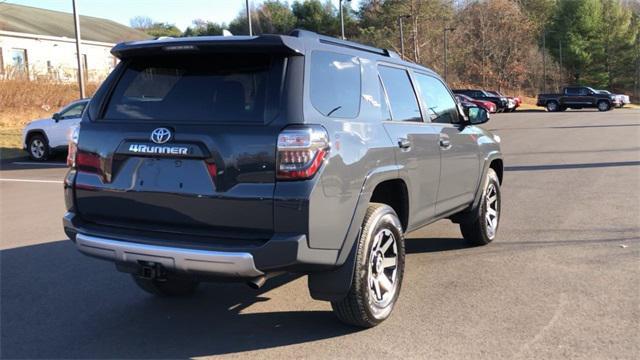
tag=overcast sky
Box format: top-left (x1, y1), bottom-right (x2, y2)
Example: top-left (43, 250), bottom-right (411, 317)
top-left (6, 0), bottom-right (360, 31)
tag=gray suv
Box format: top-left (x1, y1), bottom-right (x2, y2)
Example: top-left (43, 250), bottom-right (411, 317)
top-left (63, 30), bottom-right (503, 328)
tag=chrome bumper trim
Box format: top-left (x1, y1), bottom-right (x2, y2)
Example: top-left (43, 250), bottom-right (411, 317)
top-left (75, 234), bottom-right (264, 277)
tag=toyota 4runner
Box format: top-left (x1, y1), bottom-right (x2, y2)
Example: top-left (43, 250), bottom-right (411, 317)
top-left (63, 30), bottom-right (503, 328)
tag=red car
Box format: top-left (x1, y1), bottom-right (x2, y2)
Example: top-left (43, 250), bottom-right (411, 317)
top-left (455, 94), bottom-right (497, 113)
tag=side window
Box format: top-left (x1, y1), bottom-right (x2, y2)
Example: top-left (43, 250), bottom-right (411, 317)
top-left (378, 65), bottom-right (422, 122)
top-left (413, 73), bottom-right (459, 124)
top-left (310, 51), bottom-right (361, 118)
top-left (565, 88), bottom-right (578, 96)
top-left (60, 103), bottom-right (86, 119)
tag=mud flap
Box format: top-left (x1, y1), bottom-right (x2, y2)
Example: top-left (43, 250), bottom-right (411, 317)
top-left (307, 235), bottom-right (358, 302)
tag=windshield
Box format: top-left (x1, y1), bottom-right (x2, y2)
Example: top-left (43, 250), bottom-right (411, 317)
top-left (104, 54), bottom-right (283, 123)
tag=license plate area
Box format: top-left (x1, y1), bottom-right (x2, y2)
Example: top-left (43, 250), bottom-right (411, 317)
top-left (134, 158), bottom-right (214, 193)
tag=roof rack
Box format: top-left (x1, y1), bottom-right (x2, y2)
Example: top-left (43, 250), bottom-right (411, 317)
top-left (289, 29), bottom-right (395, 58)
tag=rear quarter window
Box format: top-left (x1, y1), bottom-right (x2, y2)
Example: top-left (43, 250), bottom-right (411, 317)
top-left (103, 54), bottom-right (281, 123)
top-left (309, 51), bottom-right (361, 118)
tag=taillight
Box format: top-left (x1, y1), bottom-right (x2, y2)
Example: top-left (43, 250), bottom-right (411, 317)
top-left (76, 150), bottom-right (102, 175)
top-left (206, 162), bottom-right (217, 185)
top-left (66, 126), bottom-right (80, 167)
top-left (277, 126), bottom-right (330, 180)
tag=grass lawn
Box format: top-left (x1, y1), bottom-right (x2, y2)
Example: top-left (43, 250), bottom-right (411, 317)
top-left (0, 128), bottom-right (26, 161)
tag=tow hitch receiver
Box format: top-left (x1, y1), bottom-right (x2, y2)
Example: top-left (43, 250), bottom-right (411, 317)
top-left (138, 261), bottom-right (166, 280)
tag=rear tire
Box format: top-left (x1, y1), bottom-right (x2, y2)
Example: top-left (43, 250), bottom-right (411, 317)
top-left (460, 169), bottom-right (501, 246)
top-left (546, 101), bottom-right (559, 112)
top-left (27, 134), bottom-right (50, 161)
top-left (132, 275), bottom-right (199, 297)
top-left (331, 203), bottom-right (405, 328)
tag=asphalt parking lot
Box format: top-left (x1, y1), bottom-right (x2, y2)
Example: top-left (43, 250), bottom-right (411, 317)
top-left (1, 109), bottom-right (639, 359)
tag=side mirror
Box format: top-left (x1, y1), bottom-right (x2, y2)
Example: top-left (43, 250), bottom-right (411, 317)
top-left (52, 113), bottom-right (61, 122)
top-left (468, 106), bottom-right (490, 125)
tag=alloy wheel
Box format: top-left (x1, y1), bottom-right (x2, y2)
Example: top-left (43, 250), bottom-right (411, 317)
top-left (30, 139), bottom-right (45, 159)
top-left (485, 183), bottom-right (499, 239)
top-left (368, 228), bottom-right (399, 316)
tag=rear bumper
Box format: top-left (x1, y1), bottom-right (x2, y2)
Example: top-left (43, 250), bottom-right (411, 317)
top-left (64, 212), bottom-right (340, 277)
top-left (76, 233), bottom-right (264, 277)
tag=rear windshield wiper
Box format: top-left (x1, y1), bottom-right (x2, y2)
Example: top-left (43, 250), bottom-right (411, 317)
top-left (326, 106), bottom-right (342, 117)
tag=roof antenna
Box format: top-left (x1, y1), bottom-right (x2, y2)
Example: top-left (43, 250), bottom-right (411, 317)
top-left (223, 29), bottom-right (233, 37)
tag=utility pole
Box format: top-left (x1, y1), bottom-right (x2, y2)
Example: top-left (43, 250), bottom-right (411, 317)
top-left (413, 16), bottom-right (419, 63)
top-left (339, 0), bottom-right (345, 40)
top-left (542, 31), bottom-right (546, 93)
top-left (443, 27), bottom-right (455, 82)
top-left (398, 15), bottom-right (411, 60)
top-left (559, 40), bottom-right (563, 85)
top-left (246, 0), bottom-right (252, 36)
top-left (482, 29), bottom-right (486, 89)
top-left (72, 0), bottom-right (85, 99)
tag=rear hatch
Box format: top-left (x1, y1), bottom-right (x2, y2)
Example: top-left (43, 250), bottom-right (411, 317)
top-left (74, 52), bottom-right (288, 239)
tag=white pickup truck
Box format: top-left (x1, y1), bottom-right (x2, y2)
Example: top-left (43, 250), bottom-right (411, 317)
top-left (22, 99), bottom-right (89, 161)
top-left (598, 90), bottom-right (631, 108)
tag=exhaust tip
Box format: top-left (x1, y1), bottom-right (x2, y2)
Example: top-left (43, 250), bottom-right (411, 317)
top-left (247, 276), bottom-right (266, 289)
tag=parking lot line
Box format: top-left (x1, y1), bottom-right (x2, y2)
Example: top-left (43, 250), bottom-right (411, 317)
top-left (0, 178), bottom-right (63, 184)
top-left (11, 162), bottom-right (67, 167)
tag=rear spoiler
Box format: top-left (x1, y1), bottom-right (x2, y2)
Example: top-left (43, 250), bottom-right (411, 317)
top-left (111, 35), bottom-right (305, 59)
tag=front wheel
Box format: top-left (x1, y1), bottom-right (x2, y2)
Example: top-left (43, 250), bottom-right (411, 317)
top-left (460, 169), bottom-right (501, 246)
top-left (597, 101), bottom-right (610, 111)
top-left (331, 203), bottom-right (405, 328)
top-left (28, 134), bottom-right (50, 161)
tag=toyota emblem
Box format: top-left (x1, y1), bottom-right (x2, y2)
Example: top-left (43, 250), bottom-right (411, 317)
top-left (150, 128), bottom-right (172, 144)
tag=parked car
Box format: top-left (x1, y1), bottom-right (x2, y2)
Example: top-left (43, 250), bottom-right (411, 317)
top-left (455, 94), bottom-right (497, 113)
top-left (22, 99), bottom-right (90, 161)
top-left (537, 86), bottom-right (614, 112)
top-left (63, 30), bottom-right (503, 328)
top-left (597, 90), bottom-right (630, 108)
top-left (453, 89), bottom-right (509, 112)
top-left (486, 90), bottom-right (521, 112)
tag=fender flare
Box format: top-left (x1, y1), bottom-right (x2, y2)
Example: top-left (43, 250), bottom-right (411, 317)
top-left (451, 151), bottom-right (502, 223)
top-left (24, 129), bottom-right (50, 148)
top-left (308, 165), bottom-right (405, 302)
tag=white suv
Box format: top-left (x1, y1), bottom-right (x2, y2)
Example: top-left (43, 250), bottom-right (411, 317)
top-left (22, 99), bottom-right (89, 161)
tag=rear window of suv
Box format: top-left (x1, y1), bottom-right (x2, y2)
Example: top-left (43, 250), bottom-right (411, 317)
top-left (104, 54), bottom-right (282, 123)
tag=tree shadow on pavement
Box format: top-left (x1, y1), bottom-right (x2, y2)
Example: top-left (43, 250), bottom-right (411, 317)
top-left (1, 240), bottom-right (358, 359)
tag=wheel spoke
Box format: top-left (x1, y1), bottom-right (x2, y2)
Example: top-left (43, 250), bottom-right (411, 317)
top-left (378, 274), bottom-right (392, 292)
top-left (380, 235), bottom-right (394, 253)
top-left (381, 256), bottom-right (397, 269)
top-left (487, 207), bottom-right (497, 216)
top-left (373, 278), bottom-right (382, 300)
top-left (487, 194), bottom-right (497, 205)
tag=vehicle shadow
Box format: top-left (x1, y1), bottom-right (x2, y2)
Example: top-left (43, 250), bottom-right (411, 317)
top-left (0, 151), bottom-right (67, 171)
top-left (0, 240), bottom-right (358, 359)
top-left (404, 237), bottom-right (472, 254)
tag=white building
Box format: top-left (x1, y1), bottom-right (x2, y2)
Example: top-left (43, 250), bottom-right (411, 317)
top-left (0, 3), bottom-right (148, 82)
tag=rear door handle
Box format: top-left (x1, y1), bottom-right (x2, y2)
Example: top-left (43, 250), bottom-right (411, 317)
top-left (439, 134), bottom-right (451, 149)
top-left (398, 138), bottom-right (411, 149)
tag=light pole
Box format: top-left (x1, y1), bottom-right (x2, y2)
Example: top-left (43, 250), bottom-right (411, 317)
top-left (339, 0), bottom-right (351, 40)
top-left (72, 0), bottom-right (85, 99)
top-left (398, 15), bottom-right (411, 60)
top-left (443, 27), bottom-right (455, 82)
top-left (246, 0), bottom-right (252, 36)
